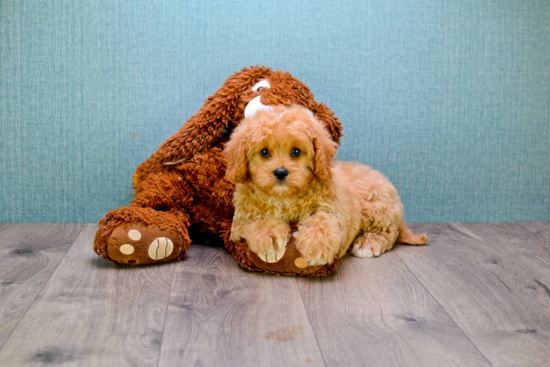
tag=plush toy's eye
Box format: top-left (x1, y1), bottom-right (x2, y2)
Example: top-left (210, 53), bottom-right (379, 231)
top-left (252, 80), bottom-right (271, 92)
top-left (260, 148), bottom-right (270, 158)
top-left (291, 148), bottom-right (301, 157)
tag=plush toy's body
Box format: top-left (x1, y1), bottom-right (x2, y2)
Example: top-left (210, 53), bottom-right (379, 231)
top-left (94, 66), bottom-right (343, 275)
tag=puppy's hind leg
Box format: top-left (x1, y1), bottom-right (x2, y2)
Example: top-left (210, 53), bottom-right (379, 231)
top-left (351, 228), bottom-right (399, 258)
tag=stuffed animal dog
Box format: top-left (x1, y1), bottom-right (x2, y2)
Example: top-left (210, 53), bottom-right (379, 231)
top-left (94, 66), bottom-right (343, 266)
top-left (224, 105), bottom-right (427, 267)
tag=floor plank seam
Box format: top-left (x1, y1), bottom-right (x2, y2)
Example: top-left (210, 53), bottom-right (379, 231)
top-left (0, 223), bottom-right (86, 356)
top-left (155, 262), bottom-right (177, 367)
top-left (295, 279), bottom-right (328, 367)
top-left (394, 248), bottom-right (495, 367)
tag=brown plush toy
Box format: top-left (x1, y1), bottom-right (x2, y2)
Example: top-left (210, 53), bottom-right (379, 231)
top-left (94, 66), bottom-right (343, 276)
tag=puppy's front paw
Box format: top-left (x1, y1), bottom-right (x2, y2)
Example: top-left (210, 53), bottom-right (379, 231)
top-left (295, 227), bottom-right (339, 266)
top-left (245, 224), bottom-right (290, 263)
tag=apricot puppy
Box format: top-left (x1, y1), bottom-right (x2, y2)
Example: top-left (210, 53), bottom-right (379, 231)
top-left (224, 105), bottom-right (427, 266)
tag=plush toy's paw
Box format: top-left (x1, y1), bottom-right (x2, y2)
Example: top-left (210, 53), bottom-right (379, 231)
top-left (294, 229), bottom-right (339, 266)
top-left (234, 223), bottom-right (340, 276)
top-left (106, 223), bottom-right (185, 265)
top-left (249, 235), bottom-right (287, 263)
top-left (246, 229), bottom-right (288, 263)
top-left (238, 220), bottom-right (290, 263)
top-left (351, 232), bottom-right (394, 258)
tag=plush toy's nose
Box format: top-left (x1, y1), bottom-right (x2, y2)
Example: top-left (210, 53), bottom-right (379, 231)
top-left (273, 168), bottom-right (289, 181)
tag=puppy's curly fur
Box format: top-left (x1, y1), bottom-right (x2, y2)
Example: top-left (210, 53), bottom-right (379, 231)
top-left (224, 105), bottom-right (427, 266)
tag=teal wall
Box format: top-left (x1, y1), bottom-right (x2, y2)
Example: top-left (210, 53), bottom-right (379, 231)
top-left (1, 0), bottom-right (549, 223)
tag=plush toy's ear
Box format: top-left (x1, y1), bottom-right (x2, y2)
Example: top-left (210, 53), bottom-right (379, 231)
top-left (310, 102), bottom-right (344, 145)
top-left (223, 125), bottom-right (249, 184)
top-left (312, 123), bottom-right (338, 183)
top-left (156, 66), bottom-right (271, 165)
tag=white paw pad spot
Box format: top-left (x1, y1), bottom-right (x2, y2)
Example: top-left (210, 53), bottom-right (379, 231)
top-left (128, 229), bottom-right (142, 241)
top-left (292, 231), bottom-right (300, 238)
top-left (148, 238), bottom-right (174, 260)
top-left (119, 244), bottom-right (135, 255)
top-left (264, 245), bottom-right (287, 263)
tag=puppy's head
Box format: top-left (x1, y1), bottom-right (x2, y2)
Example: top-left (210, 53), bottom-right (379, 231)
top-left (224, 105), bottom-right (337, 197)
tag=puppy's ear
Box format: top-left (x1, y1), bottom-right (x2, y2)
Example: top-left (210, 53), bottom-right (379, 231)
top-left (312, 125), bottom-right (338, 183)
top-left (223, 125), bottom-right (249, 184)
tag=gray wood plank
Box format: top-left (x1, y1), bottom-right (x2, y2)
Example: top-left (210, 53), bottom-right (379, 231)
top-left (400, 223), bottom-right (550, 367)
top-left (158, 245), bottom-right (326, 367)
top-left (465, 222), bottom-right (550, 286)
top-left (517, 222), bottom-right (550, 250)
top-left (0, 223), bottom-right (175, 367)
top-left (296, 251), bottom-right (490, 367)
top-left (0, 223), bottom-right (84, 352)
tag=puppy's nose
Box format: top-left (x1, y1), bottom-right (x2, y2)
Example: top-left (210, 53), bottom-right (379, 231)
top-left (273, 168), bottom-right (289, 181)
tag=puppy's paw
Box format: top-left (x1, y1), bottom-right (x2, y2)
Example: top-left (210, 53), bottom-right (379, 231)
top-left (249, 234), bottom-right (287, 263)
top-left (351, 232), bottom-right (392, 258)
top-left (295, 228), bottom-right (339, 266)
top-left (244, 223), bottom-right (290, 263)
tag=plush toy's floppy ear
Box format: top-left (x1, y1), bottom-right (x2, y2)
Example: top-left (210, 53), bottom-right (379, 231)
top-left (223, 125), bottom-right (249, 184)
top-left (312, 123), bottom-right (338, 183)
top-left (156, 66), bottom-right (271, 165)
top-left (310, 102), bottom-right (344, 145)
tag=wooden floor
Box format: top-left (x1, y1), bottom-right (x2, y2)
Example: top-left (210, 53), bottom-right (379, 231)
top-left (0, 223), bottom-right (549, 366)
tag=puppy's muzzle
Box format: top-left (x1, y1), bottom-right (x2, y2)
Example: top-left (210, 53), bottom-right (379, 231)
top-left (273, 168), bottom-right (289, 181)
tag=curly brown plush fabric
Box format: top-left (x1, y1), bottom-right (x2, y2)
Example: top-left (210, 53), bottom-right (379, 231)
top-left (93, 66), bottom-right (343, 276)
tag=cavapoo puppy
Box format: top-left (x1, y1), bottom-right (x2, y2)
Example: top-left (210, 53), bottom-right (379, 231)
top-left (224, 105), bottom-right (427, 266)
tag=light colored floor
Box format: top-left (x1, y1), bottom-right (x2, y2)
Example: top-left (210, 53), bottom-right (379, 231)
top-left (0, 222), bottom-right (549, 366)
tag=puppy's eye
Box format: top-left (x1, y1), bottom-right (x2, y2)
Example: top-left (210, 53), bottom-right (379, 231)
top-left (260, 148), bottom-right (270, 158)
top-left (291, 148), bottom-right (301, 157)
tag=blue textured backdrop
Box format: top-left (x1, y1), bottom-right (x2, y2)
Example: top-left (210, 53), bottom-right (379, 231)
top-left (1, 0), bottom-right (549, 223)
